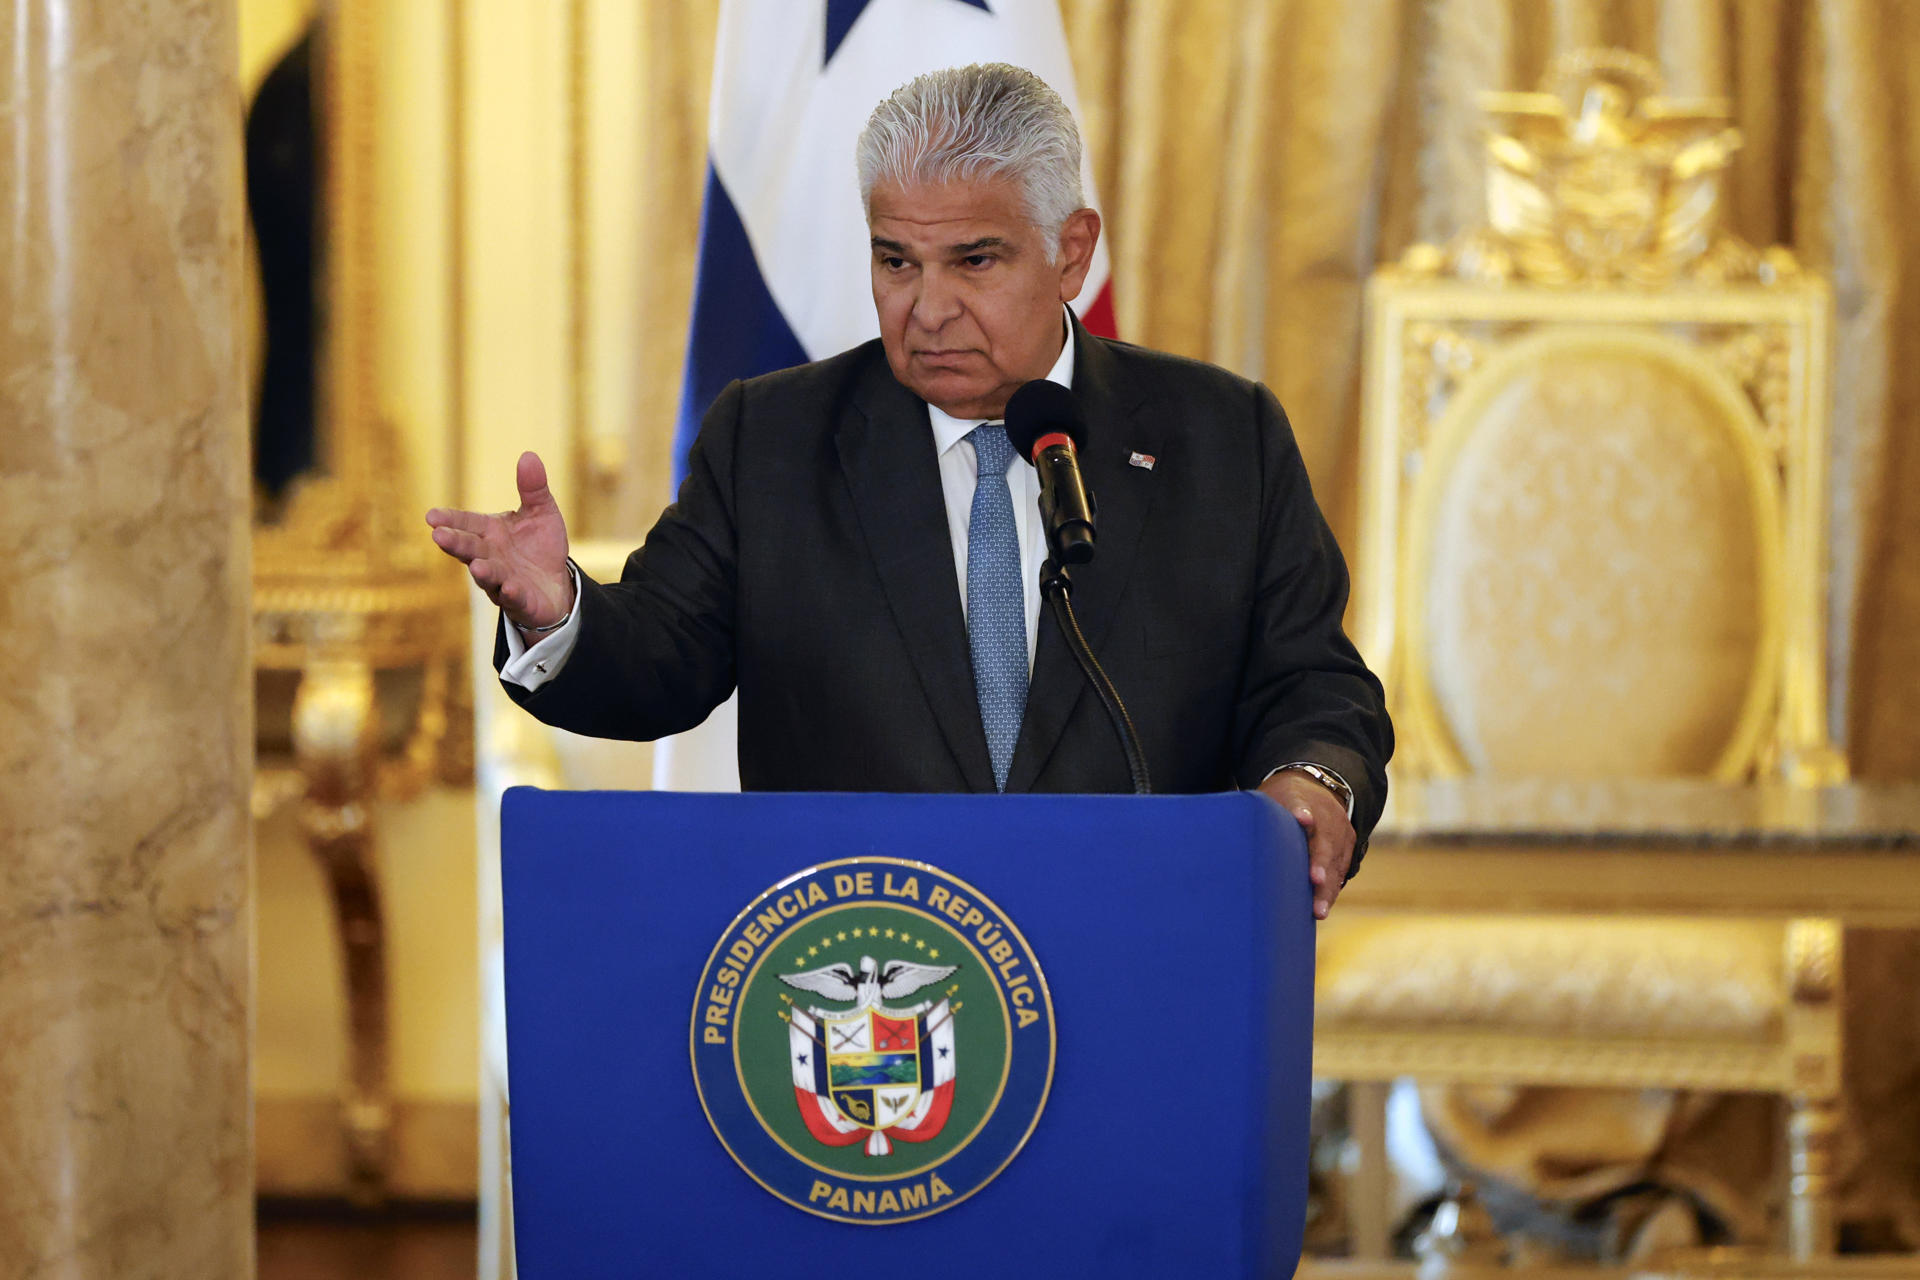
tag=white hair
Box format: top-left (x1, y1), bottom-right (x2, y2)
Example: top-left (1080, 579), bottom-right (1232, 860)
top-left (856, 63), bottom-right (1085, 261)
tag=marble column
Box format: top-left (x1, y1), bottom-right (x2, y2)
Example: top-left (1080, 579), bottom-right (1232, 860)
top-left (0, 2), bottom-right (253, 1277)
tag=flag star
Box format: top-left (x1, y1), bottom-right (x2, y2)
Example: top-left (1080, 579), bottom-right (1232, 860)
top-left (836, 931), bottom-right (847, 942)
top-left (938, 1045), bottom-right (950, 1058)
top-left (898, 932), bottom-right (911, 944)
top-left (797, 1053), bottom-right (808, 1065)
top-left (884, 928), bottom-right (896, 939)
top-left (915, 939), bottom-right (927, 950)
top-left (851, 927), bottom-right (863, 938)
top-left (928, 948), bottom-right (940, 959)
top-left (821, 937), bottom-right (832, 948)
top-left (808, 945), bottom-right (818, 956)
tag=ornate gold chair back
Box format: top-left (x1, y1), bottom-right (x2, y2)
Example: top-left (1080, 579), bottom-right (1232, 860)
top-left (1355, 48), bottom-right (1845, 785)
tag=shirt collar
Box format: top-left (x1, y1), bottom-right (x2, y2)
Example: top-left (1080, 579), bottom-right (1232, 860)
top-left (928, 308), bottom-right (1077, 457)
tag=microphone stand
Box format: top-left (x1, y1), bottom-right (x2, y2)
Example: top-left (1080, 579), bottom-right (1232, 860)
top-left (1038, 557), bottom-right (1152, 795)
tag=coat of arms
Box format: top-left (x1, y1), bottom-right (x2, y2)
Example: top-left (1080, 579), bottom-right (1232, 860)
top-left (780, 955), bottom-right (958, 1156)
top-left (690, 857), bottom-right (1054, 1224)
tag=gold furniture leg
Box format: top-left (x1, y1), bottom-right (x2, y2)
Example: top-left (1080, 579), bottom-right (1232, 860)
top-left (1786, 919), bottom-right (1843, 1259)
top-left (292, 652), bottom-right (393, 1201)
top-left (1788, 1093), bottom-right (1840, 1260)
top-left (1351, 1080), bottom-right (1394, 1260)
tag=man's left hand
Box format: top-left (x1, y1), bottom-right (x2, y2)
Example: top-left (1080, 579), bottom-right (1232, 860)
top-left (1258, 771), bottom-right (1356, 920)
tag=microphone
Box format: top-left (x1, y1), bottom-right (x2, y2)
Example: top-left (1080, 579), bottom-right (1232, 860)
top-left (1003, 379), bottom-right (1151, 794)
top-left (1004, 380), bottom-right (1095, 566)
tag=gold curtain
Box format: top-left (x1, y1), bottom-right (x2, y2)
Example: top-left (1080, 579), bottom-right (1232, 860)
top-left (622, 1), bottom-right (1920, 1237)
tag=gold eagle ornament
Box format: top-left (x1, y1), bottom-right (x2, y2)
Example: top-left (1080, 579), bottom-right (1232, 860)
top-left (1429, 49), bottom-right (1790, 287)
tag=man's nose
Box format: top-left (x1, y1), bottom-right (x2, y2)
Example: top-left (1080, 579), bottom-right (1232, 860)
top-left (911, 268), bottom-right (962, 330)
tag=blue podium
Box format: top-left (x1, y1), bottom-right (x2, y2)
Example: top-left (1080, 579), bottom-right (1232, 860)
top-left (502, 789), bottom-right (1314, 1278)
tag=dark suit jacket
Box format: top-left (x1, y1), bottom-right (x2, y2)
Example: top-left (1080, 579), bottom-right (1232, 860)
top-left (497, 318), bottom-right (1393, 862)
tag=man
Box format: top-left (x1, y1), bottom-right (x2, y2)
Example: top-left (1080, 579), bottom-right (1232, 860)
top-left (427, 64), bottom-right (1390, 917)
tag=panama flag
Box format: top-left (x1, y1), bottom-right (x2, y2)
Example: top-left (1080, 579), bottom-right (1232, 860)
top-left (651, 0), bottom-right (1117, 792)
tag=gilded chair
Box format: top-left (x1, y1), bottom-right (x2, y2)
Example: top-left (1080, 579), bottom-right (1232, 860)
top-left (1316, 50), bottom-right (1846, 1262)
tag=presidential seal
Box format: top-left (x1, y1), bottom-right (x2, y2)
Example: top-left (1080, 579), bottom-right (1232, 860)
top-left (690, 857), bottom-right (1054, 1224)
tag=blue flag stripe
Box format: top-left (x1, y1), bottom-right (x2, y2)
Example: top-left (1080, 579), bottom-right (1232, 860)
top-left (826, 0), bottom-right (992, 66)
top-left (672, 163), bottom-right (812, 489)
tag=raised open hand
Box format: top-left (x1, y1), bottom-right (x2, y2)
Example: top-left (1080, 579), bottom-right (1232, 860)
top-left (425, 451), bottom-right (575, 630)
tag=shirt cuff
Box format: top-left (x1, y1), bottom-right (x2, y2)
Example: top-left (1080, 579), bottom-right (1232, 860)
top-left (499, 562), bottom-right (583, 691)
top-left (1263, 761), bottom-right (1356, 819)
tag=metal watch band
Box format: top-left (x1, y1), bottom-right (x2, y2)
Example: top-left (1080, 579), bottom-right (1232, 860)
top-left (1277, 761), bottom-right (1355, 817)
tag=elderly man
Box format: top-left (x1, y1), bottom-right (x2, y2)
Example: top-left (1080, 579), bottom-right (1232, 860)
top-left (427, 63), bottom-right (1390, 916)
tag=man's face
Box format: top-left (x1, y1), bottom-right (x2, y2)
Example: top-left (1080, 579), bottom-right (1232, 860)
top-left (867, 176), bottom-right (1099, 421)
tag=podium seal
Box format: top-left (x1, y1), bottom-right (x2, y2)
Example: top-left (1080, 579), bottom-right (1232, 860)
top-left (690, 856), bottom-right (1055, 1224)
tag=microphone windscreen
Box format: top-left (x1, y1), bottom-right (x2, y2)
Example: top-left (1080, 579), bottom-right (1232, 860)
top-left (1004, 380), bottom-right (1087, 461)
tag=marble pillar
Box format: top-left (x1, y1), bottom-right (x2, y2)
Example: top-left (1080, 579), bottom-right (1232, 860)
top-left (0, 2), bottom-right (254, 1277)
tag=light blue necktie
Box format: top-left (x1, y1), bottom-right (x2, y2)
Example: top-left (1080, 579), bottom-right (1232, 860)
top-left (966, 424), bottom-right (1028, 792)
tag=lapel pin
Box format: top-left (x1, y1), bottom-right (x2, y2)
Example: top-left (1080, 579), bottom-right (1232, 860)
top-left (1128, 451), bottom-right (1157, 471)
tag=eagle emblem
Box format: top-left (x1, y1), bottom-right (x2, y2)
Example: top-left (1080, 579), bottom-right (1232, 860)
top-left (779, 954), bottom-right (959, 1157)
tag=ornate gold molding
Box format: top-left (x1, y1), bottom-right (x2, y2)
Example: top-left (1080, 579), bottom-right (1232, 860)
top-left (1787, 919), bottom-right (1842, 1005)
top-left (1314, 1031), bottom-right (1793, 1094)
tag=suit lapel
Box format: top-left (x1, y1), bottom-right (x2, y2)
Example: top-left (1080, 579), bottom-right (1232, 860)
top-left (837, 352), bottom-right (998, 792)
top-left (1005, 322), bottom-right (1162, 793)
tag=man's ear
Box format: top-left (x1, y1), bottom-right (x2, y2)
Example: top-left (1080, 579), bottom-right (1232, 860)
top-left (1055, 207), bottom-right (1101, 302)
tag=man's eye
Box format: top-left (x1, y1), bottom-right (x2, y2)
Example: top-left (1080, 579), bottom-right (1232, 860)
top-left (880, 256), bottom-right (908, 271)
top-left (963, 254), bottom-right (994, 268)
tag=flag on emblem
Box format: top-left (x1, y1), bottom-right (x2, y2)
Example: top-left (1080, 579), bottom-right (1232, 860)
top-left (652, 0), bottom-right (1117, 793)
top-left (789, 1000), bottom-right (958, 1157)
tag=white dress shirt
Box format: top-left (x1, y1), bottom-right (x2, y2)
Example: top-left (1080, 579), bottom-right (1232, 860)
top-left (501, 317), bottom-right (1075, 691)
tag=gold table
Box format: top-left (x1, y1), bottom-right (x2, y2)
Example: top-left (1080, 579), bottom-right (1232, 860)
top-left (1344, 780), bottom-right (1920, 925)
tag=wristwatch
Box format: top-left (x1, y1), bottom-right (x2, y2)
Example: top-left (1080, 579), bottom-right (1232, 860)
top-left (1277, 761), bottom-right (1355, 818)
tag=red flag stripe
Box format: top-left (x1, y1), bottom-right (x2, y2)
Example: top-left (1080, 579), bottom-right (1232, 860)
top-left (1077, 281), bottom-right (1118, 340)
top-left (792, 1089), bottom-right (868, 1147)
top-left (884, 1080), bottom-right (954, 1143)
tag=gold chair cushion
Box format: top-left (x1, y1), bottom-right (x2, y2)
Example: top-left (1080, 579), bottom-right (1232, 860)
top-left (1316, 916), bottom-right (1783, 1041)
top-left (1415, 340), bottom-right (1770, 777)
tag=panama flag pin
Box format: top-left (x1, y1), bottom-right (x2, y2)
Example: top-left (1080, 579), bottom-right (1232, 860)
top-left (1128, 451), bottom-right (1157, 471)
